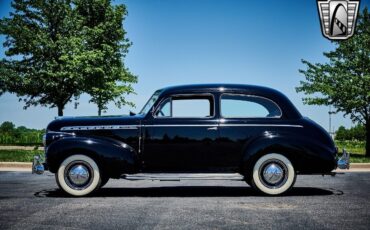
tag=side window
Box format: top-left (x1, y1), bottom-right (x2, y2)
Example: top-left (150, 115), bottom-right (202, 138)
top-left (155, 95), bottom-right (214, 118)
top-left (221, 94), bottom-right (281, 118)
top-left (156, 98), bottom-right (171, 117)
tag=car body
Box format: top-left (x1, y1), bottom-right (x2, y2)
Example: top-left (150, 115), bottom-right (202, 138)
top-left (33, 84), bottom-right (350, 196)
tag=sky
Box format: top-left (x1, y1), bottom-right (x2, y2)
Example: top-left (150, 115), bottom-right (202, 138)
top-left (0, 0), bottom-right (369, 131)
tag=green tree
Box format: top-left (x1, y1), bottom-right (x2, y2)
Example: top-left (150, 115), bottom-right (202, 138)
top-left (335, 125), bottom-right (366, 141)
top-left (74, 0), bottom-right (137, 116)
top-left (0, 0), bottom-right (84, 116)
top-left (0, 121), bottom-right (15, 133)
top-left (336, 126), bottom-right (347, 141)
top-left (296, 8), bottom-right (370, 156)
top-left (352, 124), bottom-right (366, 140)
top-left (0, 0), bottom-right (136, 116)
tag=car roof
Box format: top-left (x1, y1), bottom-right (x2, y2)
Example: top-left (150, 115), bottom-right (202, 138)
top-left (159, 83), bottom-right (277, 94)
top-left (157, 84), bottom-right (302, 119)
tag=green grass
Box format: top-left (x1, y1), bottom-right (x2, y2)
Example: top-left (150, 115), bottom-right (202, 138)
top-left (335, 140), bottom-right (365, 155)
top-left (0, 133), bottom-right (43, 146)
top-left (350, 154), bottom-right (370, 163)
top-left (0, 150), bottom-right (43, 162)
top-left (335, 140), bottom-right (370, 162)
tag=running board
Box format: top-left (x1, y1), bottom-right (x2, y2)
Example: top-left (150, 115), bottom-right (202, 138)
top-left (122, 173), bottom-right (244, 181)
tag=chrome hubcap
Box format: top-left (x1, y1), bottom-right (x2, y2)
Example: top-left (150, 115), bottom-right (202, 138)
top-left (64, 161), bottom-right (93, 190)
top-left (68, 165), bottom-right (90, 185)
top-left (262, 163), bottom-right (284, 184)
top-left (259, 159), bottom-right (288, 189)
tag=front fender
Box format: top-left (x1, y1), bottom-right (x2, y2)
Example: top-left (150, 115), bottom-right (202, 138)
top-left (242, 132), bottom-right (337, 175)
top-left (46, 136), bottom-right (139, 178)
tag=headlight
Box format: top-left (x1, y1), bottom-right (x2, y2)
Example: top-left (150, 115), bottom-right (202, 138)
top-left (44, 131), bottom-right (75, 146)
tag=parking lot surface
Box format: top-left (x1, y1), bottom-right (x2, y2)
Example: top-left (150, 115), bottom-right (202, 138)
top-left (0, 171), bottom-right (369, 229)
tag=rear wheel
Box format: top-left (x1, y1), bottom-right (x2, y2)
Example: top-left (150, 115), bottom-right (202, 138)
top-left (56, 154), bottom-right (102, 196)
top-left (250, 153), bottom-right (296, 195)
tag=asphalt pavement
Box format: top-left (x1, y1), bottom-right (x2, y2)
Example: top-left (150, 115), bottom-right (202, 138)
top-left (0, 171), bottom-right (369, 229)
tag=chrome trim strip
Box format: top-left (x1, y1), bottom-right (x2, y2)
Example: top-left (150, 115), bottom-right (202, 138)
top-left (61, 123), bottom-right (303, 130)
top-left (144, 124), bottom-right (302, 128)
top-left (219, 124), bottom-right (303, 128)
top-left (143, 124), bottom-right (216, 127)
top-left (60, 125), bottom-right (139, 131)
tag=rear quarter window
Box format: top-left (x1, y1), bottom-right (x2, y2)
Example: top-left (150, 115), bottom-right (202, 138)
top-left (221, 94), bottom-right (282, 118)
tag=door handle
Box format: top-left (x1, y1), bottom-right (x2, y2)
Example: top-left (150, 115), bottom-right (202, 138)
top-left (207, 126), bottom-right (218, 130)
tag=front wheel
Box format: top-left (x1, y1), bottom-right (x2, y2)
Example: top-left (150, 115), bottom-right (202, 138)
top-left (250, 153), bottom-right (296, 195)
top-left (56, 154), bottom-right (102, 196)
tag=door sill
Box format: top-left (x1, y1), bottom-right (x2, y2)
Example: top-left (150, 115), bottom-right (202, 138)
top-left (122, 173), bottom-right (244, 181)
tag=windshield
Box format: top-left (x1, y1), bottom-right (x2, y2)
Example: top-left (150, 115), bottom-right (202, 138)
top-left (139, 90), bottom-right (162, 115)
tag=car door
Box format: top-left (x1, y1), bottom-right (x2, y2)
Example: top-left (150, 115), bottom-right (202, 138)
top-left (142, 93), bottom-right (219, 172)
top-left (215, 93), bottom-right (283, 169)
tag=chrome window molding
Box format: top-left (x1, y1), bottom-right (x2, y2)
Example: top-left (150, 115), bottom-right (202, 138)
top-left (152, 93), bottom-right (216, 119)
top-left (219, 93), bottom-right (283, 119)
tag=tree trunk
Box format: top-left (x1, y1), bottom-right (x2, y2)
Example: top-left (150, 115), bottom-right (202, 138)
top-left (97, 95), bottom-right (102, 116)
top-left (57, 105), bottom-right (64, 116)
top-left (366, 120), bottom-right (370, 157)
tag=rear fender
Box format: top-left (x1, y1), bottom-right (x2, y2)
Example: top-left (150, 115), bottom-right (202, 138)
top-left (241, 133), bottom-right (336, 176)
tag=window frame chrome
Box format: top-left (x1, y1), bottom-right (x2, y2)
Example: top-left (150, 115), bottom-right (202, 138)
top-left (219, 93), bottom-right (283, 119)
top-left (152, 93), bottom-right (216, 119)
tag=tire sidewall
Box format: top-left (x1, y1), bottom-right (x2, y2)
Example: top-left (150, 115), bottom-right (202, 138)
top-left (57, 154), bottom-right (101, 196)
top-left (252, 153), bottom-right (295, 195)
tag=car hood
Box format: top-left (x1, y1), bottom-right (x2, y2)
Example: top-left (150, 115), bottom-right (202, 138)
top-left (46, 114), bottom-right (144, 132)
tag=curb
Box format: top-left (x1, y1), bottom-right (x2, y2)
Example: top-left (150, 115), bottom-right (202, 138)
top-left (0, 162), bottom-right (32, 172)
top-left (348, 163), bottom-right (370, 169)
top-left (0, 146), bottom-right (44, 151)
top-left (0, 162), bottom-right (32, 168)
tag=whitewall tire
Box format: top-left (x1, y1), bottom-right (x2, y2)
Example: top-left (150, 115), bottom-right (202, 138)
top-left (56, 154), bottom-right (101, 196)
top-left (251, 153), bottom-right (296, 195)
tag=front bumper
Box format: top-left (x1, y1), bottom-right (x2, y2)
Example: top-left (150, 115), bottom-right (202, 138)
top-left (32, 154), bottom-right (46, 174)
top-left (337, 149), bottom-right (350, 169)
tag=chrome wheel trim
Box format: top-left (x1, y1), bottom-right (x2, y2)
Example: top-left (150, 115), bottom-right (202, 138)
top-left (68, 165), bottom-right (90, 185)
top-left (263, 163), bottom-right (284, 184)
top-left (64, 161), bottom-right (94, 190)
top-left (258, 159), bottom-right (288, 189)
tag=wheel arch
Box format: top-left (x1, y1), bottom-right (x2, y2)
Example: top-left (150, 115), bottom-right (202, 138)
top-left (240, 136), bottom-right (306, 180)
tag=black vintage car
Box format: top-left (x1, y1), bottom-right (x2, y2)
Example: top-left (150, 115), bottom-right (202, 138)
top-left (33, 84), bottom-right (349, 196)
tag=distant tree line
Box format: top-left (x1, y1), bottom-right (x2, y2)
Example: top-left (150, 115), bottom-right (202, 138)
top-left (0, 121), bottom-right (43, 145)
top-left (335, 125), bottom-right (366, 141)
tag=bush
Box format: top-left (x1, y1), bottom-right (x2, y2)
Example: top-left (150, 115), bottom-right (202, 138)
top-left (335, 125), bottom-right (365, 141)
top-left (335, 140), bottom-right (365, 155)
top-left (0, 121), bottom-right (44, 145)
